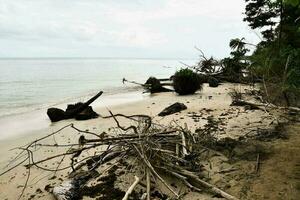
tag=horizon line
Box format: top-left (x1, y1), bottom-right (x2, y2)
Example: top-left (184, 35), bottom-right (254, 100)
top-left (0, 56), bottom-right (197, 60)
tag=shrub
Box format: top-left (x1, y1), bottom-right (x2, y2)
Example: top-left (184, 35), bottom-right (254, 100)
top-left (228, 88), bottom-right (243, 102)
top-left (173, 68), bottom-right (202, 95)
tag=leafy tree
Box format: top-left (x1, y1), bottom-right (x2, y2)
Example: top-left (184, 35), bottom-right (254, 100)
top-left (243, 0), bottom-right (300, 106)
top-left (244, 0), bottom-right (281, 41)
top-left (221, 38), bottom-right (251, 78)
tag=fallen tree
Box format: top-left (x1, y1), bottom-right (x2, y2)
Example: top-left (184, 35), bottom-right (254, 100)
top-left (123, 77), bottom-right (173, 93)
top-left (47, 91), bottom-right (102, 122)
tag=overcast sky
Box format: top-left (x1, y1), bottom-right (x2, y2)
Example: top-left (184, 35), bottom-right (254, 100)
top-left (0, 0), bottom-right (260, 59)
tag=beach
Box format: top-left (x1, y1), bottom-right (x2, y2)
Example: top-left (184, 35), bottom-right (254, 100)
top-left (2, 83), bottom-right (299, 200)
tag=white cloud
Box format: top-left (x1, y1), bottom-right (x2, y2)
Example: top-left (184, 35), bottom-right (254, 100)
top-left (0, 0), bottom-right (259, 58)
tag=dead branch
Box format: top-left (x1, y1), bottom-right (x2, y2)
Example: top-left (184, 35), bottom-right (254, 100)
top-left (1, 110), bottom-right (241, 200)
top-left (255, 153), bottom-right (260, 173)
top-left (122, 176), bottom-right (140, 200)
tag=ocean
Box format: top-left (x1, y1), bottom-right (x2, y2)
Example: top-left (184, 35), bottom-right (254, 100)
top-left (0, 58), bottom-right (195, 119)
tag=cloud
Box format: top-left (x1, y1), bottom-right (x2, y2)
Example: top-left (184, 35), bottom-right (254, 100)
top-left (0, 0), bottom-right (259, 57)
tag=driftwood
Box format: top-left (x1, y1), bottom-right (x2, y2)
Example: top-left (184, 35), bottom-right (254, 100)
top-left (65, 91), bottom-right (102, 118)
top-left (123, 77), bottom-right (173, 93)
top-left (158, 102), bottom-right (187, 116)
top-left (47, 91), bottom-right (103, 122)
top-left (1, 111), bottom-right (240, 200)
top-left (122, 176), bottom-right (140, 200)
top-left (230, 99), bottom-right (261, 110)
top-left (146, 169), bottom-right (151, 200)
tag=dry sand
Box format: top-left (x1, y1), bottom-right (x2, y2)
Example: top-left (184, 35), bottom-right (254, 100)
top-left (0, 83), bottom-right (298, 200)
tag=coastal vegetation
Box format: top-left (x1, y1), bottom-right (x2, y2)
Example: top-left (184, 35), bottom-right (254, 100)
top-left (180, 0), bottom-right (300, 106)
top-left (232, 0), bottom-right (300, 106)
top-left (173, 68), bottom-right (202, 95)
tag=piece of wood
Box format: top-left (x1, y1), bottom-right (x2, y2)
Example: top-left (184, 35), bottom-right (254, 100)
top-left (158, 102), bottom-right (187, 116)
top-left (157, 166), bottom-right (202, 193)
top-left (175, 144), bottom-right (179, 165)
top-left (133, 145), bottom-right (179, 198)
top-left (218, 168), bottom-right (238, 174)
top-left (169, 170), bottom-right (202, 193)
top-left (122, 176), bottom-right (140, 200)
top-left (177, 169), bottom-right (239, 200)
top-left (47, 91), bottom-right (103, 122)
top-left (230, 99), bottom-right (261, 110)
top-left (255, 153), bottom-right (260, 173)
top-left (146, 169), bottom-right (151, 200)
top-left (181, 132), bottom-right (188, 156)
top-left (65, 91), bottom-right (103, 118)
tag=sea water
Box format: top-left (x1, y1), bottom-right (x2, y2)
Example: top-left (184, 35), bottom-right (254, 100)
top-left (0, 58), bottom-right (197, 117)
top-left (0, 58), bottom-right (195, 139)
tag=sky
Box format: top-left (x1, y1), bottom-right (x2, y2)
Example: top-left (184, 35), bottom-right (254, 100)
top-left (0, 0), bottom-right (261, 59)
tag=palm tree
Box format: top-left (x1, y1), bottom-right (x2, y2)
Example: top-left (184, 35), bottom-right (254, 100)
top-left (229, 38), bottom-right (246, 51)
top-left (230, 38), bottom-right (256, 51)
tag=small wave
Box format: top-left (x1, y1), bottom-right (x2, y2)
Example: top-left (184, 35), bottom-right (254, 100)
top-left (0, 85), bottom-right (144, 119)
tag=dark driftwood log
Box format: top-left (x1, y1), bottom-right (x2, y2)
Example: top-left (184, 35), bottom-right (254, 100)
top-left (145, 77), bottom-right (173, 93)
top-left (75, 106), bottom-right (99, 120)
top-left (47, 108), bottom-right (66, 122)
top-left (65, 91), bottom-right (103, 118)
top-left (158, 102), bottom-right (187, 116)
top-left (47, 91), bottom-right (103, 122)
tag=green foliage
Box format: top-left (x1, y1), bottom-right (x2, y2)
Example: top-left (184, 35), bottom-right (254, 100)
top-left (284, 0), bottom-right (300, 6)
top-left (243, 0), bottom-right (300, 105)
top-left (192, 49), bottom-right (221, 75)
top-left (229, 38), bottom-right (246, 51)
top-left (221, 37), bottom-right (250, 78)
top-left (244, 0), bottom-right (280, 41)
top-left (173, 68), bottom-right (202, 95)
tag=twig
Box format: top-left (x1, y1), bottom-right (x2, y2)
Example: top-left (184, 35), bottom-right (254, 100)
top-left (146, 168), bottom-right (151, 200)
top-left (181, 132), bottom-right (188, 156)
top-left (122, 175), bottom-right (140, 200)
top-left (255, 153), bottom-right (260, 173)
top-left (178, 170), bottom-right (239, 200)
top-left (133, 145), bottom-right (179, 198)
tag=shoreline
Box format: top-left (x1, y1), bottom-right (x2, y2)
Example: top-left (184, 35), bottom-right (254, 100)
top-left (0, 83), bottom-right (246, 160)
top-left (0, 89), bottom-right (147, 141)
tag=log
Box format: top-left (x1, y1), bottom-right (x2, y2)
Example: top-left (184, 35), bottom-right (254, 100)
top-left (123, 77), bottom-right (173, 93)
top-left (47, 108), bottom-right (66, 122)
top-left (158, 102), bottom-right (187, 116)
top-left (47, 91), bottom-right (103, 122)
top-left (144, 77), bottom-right (173, 93)
top-left (65, 91), bottom-right (103, 118)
